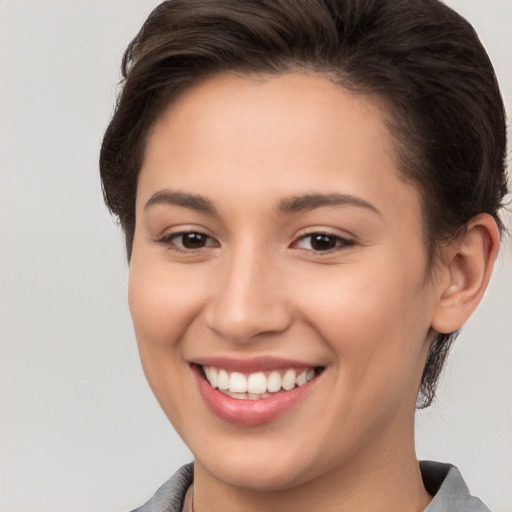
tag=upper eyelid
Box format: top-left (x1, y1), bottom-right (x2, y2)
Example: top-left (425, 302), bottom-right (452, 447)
top-left (155, 225), bottom-right (216, 240)
top-left (293, 226), bottom-right (355, 242)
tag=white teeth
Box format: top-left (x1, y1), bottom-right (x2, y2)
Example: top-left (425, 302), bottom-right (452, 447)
top-left (296, 370), bottom-right (307, 387)
top-left (207, 367), bottom-right (218, 388)
top-left (217, 369), bottom-right (229, 390)
top-left (247, 372), bottom-right (267, 394)
top-left (229, 372), bottom-right (247, 393)
top-left (202, 365), bottom-right (318, 397)
top-left (267, 371), bottom-right (282, 393)
top-left (227, 391), bottom-right (249, 399)
top-left (282, 369), bottom-right (296, 390)
top-left (227, 391), bottom-right (271, 400)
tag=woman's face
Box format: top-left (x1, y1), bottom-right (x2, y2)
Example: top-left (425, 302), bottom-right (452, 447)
top-left (129, 73), bottom-right (439, 490)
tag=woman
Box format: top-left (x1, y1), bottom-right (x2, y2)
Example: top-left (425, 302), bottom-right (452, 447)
top-left (100, 0), bottom-right (508, 510)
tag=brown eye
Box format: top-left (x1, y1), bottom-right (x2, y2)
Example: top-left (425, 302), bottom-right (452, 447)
top-left (157, 231), bottom-right (219, 252)
top-left (294, 233), bottom-right (354, 252)
top-left (179, 232), bottom-right (209, 249)
top-left (310, 234), bottom-right (338, 251)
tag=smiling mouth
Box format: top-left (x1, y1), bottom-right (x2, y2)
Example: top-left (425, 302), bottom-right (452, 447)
top-left (198, 365), bottom-right (324, 400)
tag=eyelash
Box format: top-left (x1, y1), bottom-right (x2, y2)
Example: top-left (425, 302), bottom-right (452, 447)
top-left (156, 231), bottom-right (219, 253)
top-left (292, 232), bottom-right (355, 253)
top-left (155, 230), bottom-right (355, 254)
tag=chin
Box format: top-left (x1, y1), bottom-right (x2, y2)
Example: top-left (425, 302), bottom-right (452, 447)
top-left (190, 430), bottom-right (336, 493)
top-left (199, 453), bottom-right (314, 492)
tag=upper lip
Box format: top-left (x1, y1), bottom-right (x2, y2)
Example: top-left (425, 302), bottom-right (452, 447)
top-left (190, 355), bottom-right (323, 373)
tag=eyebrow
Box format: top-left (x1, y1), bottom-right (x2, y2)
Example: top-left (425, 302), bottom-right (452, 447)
top-left (144, 190), bottom-right (217, 214)
top-left (144, 189), bottom-right (381, 217)
top-left (277, 193), bottom-right (381, 216)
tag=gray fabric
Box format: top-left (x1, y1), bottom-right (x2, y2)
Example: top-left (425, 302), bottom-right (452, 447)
top-left (422, 461), bottom-right (490, 512)
top-left (131, 460), bottom-right (490, 512)
top-left (131, 463), bottom-right (193, 512)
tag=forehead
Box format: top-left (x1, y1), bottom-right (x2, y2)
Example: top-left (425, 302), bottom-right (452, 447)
top-left (146, 72), bottom-right (392, 164)
top-left (138, 72), bottom-right (421, 223)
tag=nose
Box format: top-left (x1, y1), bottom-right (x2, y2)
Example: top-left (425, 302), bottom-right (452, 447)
top-left (204, 247), bottom-right (292, 343)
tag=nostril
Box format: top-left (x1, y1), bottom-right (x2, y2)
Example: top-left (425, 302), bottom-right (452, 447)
top-left (205, 311), bottom-right (293, 344)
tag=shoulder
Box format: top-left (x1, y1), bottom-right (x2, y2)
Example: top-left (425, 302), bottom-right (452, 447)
top-left (130, 463), bottom-right (194, 512)
top-left (421, 461), bottom-right (490, 512)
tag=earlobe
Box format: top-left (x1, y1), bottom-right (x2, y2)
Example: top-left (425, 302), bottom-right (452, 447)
top-left (431, 214), bottom-right (501, 334)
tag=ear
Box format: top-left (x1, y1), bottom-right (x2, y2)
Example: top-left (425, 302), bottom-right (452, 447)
top-left (431, 214), bottom-right (501, 334)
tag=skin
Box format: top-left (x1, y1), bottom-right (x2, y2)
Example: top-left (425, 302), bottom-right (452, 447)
top-left (128, 73), bottom-right (499, 512)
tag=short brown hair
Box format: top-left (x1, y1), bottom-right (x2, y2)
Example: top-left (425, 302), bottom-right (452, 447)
top-left (100, 0), bottom-right (508, 407)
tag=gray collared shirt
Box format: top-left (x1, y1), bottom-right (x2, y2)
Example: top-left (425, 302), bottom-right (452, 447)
top-left (132, 461), bottom-right (490, 511)
top-left (421, 461), bottom-right (490, 511)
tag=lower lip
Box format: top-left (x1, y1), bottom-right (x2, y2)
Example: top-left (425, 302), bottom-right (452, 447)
top-left (194, 367), bottom-right (318, 426)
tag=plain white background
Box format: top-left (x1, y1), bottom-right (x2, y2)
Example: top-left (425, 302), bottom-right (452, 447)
top-left (0, 1), bottom-right (510, 511)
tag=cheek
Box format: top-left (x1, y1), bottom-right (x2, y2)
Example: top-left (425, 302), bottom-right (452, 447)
top-left (128, 257), bottom-right (203, 346)
top-left (127, 253), bottom-right (208, 399)
top-left (295, 255), bottom-right (432, 381)
top-left (297, 263), bottom-right (432, 443)
top-left (127, 255), bottom-right (211, 429)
